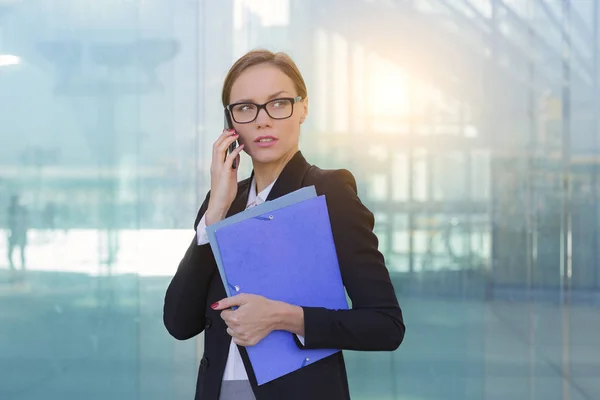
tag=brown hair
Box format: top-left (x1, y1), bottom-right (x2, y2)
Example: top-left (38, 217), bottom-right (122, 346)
top-left (221, 49), bottom-right (308, 107)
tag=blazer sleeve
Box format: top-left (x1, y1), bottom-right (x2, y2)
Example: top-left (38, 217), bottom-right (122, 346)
top-left (298, 169), bottom-right (406, 351)
top-left (163, 191), bottom-right (217, 340)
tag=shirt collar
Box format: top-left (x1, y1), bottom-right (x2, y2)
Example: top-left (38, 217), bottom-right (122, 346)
top-left (248, 175), bottom-right (277, 206)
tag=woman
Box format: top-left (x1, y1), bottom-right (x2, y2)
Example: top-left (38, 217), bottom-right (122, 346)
top-left (163, 49), bottom-right (405, 400)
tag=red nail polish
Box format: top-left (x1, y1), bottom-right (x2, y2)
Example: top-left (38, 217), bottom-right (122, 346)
top-left (211, 302), bottom-right (219, 309)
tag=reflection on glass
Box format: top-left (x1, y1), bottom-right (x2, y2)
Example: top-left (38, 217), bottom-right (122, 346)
top-left (1, 0), bottom-right (599, 399)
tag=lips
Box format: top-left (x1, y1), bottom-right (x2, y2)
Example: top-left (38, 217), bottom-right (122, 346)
top-left (254, 136), bottom-right (278, 148)
top-left (255, 136), bottom-right (277, 143)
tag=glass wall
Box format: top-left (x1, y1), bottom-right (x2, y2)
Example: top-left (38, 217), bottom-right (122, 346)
top-left (1, 0), bottom-right (599, 399)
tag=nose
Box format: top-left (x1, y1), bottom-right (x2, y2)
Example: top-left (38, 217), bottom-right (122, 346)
top-left (255, 107), bottom-right (272, 128)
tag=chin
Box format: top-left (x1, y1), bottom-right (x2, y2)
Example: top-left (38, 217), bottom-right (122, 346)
top-left (250, 152), bottom-right (281, 164)
top-left (248, 148), bottom-right (288, 165)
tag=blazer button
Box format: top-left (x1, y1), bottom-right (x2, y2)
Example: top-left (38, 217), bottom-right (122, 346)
top-left (200, 356), bottom-right (210, 371)
top-left (205, 318), bottom-right (212, 329)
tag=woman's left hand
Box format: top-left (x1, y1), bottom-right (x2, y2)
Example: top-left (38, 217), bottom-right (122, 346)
top-left (212, 294), bottom-right (278, 347)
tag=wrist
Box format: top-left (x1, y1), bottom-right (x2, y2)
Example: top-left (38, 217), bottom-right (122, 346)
top-left (271, 301), bottom-right (304, 336)
top-left (205, 207), bottom-right (227, 226)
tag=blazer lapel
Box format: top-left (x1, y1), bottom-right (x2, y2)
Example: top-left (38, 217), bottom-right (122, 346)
top-left (266, 150), bottom-right (312, 201)
top-left (225, 151), bottom-right (311, 219)
top-left (233, 151), bottom-right (312, 393)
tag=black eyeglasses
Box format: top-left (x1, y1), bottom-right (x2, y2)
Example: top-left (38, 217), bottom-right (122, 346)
top-left (226, 96), bottom-right (303, 124)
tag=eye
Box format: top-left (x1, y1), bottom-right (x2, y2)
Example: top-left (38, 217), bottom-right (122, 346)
top-left (271, 100), bottom-right (289, 108)
top-left (234, 104), bottom-right (255, 113)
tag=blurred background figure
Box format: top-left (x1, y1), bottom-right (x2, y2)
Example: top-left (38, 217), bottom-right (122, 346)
top-left (7, 194), bottom-right (28, 273)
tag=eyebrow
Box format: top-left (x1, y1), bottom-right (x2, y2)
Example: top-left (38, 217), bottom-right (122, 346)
top-left (233, 90), bottom-right (290, 104)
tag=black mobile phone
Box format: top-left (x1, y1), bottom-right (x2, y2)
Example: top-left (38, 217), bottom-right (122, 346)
top-left (224, 109), bottom-right (238, 169)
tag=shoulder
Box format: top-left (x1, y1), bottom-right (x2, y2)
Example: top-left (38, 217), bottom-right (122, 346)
top-left (304, 165), bottom-right (357, 194)
top-left (303, 165), bottom-right (369, 214)
top-left (304, 165), bottom-right (375, 229)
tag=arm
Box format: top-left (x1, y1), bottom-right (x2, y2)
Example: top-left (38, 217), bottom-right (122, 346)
top-left (295, 169), bottom-right (405, 351)
top-left (163, 192), bottom-right (216, 340)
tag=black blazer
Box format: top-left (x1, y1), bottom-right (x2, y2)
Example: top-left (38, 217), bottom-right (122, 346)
top-left (163, 151), bottom-right (405, 400)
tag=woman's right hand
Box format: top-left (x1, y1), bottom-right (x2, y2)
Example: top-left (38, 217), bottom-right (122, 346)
top-left (205, 129), bottom-right (245, 226)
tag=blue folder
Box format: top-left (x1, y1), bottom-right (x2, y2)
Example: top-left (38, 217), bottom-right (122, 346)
top-left (206, 185), bottom-right (317, 297)
top-left (205, 187), bottom-right (349, 385)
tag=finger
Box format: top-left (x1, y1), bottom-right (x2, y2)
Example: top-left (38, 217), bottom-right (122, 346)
top-left (212, 298), bottom-right (230, 310)
top-left (212, 135), bottom-right (232, 163)
top-left (212, 130), bottom-right (237, 156)
top-left (228, 329), bottom-right (250, 346)
top-left (212, 294), bottom-right (245, 310)
top-left (225, 144), bottom-right (245, 170)
top-left (227, 327), bottom-right (242, 340)
top-left (218, 135), bottom-right (239, 156)
top-left (215, 137), bottom-right (239, 169)
top-left (212, 133), bottom-right (239, 161)
top-left (229, 331), bottom-right (251, 347)
top-left (221, 127), bottom-right (235, 136)
top-left (220, 309), bottom-right (233, 322)
top-left (232, 335), bottom-right (257, 347)
top-left (220, 310), bottom-right (240, 327)
top-left (217, 128), bottom-right (236, 143)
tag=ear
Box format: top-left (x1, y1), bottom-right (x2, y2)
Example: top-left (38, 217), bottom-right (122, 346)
top-left (299, 97), bottom-right (308, 125)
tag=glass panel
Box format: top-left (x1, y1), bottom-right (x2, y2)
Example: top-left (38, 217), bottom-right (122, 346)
top-left (2, 1), bottom-right (599, 399)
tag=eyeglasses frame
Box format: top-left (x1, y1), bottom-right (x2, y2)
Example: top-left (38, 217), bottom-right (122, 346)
top-left (225, 95), bottom-right (303, 124)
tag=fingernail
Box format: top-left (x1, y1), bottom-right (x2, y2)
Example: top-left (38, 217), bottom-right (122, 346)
top-left (211, 302), bottom-right (219, 309)
top-left (227, 129), bottom-right (235, 133)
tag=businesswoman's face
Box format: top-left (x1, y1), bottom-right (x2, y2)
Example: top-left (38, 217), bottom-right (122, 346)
top-left (228, 63), bottom-right (308, 166)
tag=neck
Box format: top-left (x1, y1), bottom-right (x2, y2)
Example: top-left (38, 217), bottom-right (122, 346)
top-left (252, 148), bottom-right (298, 193)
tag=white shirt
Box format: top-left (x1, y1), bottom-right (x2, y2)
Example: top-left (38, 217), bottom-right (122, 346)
top-left (196, 176), bottom-right (304, 381)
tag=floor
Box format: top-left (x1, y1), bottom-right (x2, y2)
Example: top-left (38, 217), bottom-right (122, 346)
top-left (0, 230), bottom-right (599, 400)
